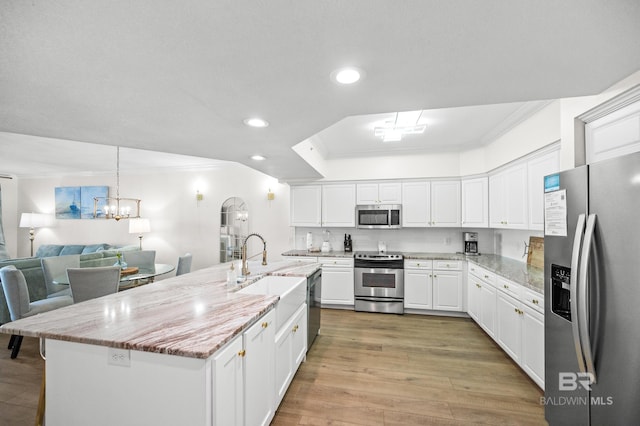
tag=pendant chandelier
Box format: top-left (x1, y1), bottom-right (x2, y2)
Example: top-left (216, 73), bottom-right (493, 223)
top-left (93, 146), bottom-right (141, 221)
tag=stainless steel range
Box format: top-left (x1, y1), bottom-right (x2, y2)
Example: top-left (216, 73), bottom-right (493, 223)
top-left (354, 251), bottom-right (404, 314)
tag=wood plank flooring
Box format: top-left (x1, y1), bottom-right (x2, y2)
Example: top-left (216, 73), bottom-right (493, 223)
top-left (272, 309), bottom-right (546, 426)
top-left (0, 309), bottom-right (546, 425)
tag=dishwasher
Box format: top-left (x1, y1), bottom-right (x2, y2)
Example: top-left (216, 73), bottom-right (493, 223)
top-left (307, 268), bottom-right (322, 350)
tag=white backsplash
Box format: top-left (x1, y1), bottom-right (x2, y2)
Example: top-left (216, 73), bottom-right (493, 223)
top-left (293, 227), bottom-right (542, 264)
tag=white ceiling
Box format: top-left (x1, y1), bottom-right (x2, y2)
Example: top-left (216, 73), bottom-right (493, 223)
top-left (1, 1), bottom-right (639, 181)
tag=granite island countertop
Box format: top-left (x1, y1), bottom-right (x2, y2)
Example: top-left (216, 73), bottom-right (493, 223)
top-left (282, 250), bottom-right (543, 294)
top-left (0, 260), bottom-right (320, 359)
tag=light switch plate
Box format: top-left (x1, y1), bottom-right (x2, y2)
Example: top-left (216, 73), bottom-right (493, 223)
top-left (108, 348), bottom-right (131, 367)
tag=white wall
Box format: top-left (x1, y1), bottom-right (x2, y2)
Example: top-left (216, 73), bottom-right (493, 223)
top-left (14, 163), bottom-right (291, 275)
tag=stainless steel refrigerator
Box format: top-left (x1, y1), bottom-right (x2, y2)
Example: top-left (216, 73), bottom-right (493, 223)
top-left (544, 150), bottom-right (640, 425)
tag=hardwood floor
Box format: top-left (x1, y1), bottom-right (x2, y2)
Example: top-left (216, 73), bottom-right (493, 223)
top-left (0, 309), bottom-right (546, 425)
top-left (273, 309), bottom-right (546, 426)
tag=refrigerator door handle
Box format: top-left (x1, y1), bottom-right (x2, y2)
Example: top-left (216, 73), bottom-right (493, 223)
top-left (570, 213), bottom-right (587, 373)
top-left (578, 213), bottom-right (597, 383)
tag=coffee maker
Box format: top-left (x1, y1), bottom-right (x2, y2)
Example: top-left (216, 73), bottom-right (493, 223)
top-left (463, 232), bottom-right (479, 256)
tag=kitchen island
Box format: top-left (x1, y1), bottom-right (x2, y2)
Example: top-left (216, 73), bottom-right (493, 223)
top-left (0, 260), bottom-right (319, 425)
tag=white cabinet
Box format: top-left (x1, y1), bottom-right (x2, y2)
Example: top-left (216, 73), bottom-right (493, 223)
top-left (527, 149), bottom-right (560, 230)
top-left (290, 185), bottom-right (322, 227)
top-left (213, 336), bottom-right (244, 426)
top-left (244, 309), bottom-right (276, 426)
top-left (522, 304), bottom-right (545, 389)
top-left (468, 265), bottom-right (497, 339)
top-left (322, 184), bottom-right (356, 227)
top-left (430, 180), bottom-right (461, 227)
top-left (461, 176), bottom-right (488, 228)
top-left (479, 282), bottom-right (497, 339)
top-left (275, 304), bottom-right (307, 407)
top-left (401, 180), bottom-right (460, 228)
top-left (356, 182), bottom-right (401, 204)
top-left (496, 291), bottom-right (522, 364)
top-left (432, 269), bottom-right (463, 311)
top-left (402, 181), bottom-right (430, 227)
top-left (586, 100), bottom-right (640, 164)
top-left (405, 260), bottom-right (463, 312)
top-left (320, 257), bottom-right (354, 306)
top-left (404, 260), bottom-right (433, 310)
top-left (489, 163), bottom-right (528, 229)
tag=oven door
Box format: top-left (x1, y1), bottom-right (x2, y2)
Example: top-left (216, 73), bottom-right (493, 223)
top-left (354, 267), bottom-right (404, 299)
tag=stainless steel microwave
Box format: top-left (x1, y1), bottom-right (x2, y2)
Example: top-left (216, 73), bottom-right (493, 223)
top-left (356, 205), bottom-right (402, 229)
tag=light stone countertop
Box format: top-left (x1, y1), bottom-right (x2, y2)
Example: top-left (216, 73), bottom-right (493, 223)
top-left (0, 260), bottom-right (320, 359)
top-left (282, 250), bottom-right (543, 294)
top-left (282, 249), bottom-right (354, 258)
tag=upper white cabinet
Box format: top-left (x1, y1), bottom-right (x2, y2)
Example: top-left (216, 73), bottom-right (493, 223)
top-left (401, 180), bottom-right (460, 228)
top-left (322, 184), bottom-right (356, 227)
top-left (401, 181), bottom-right (430, 227)
top-left (461, 177), bottom-right (488, 228)
top-left (356, 182), bottom-right (402, 204)
top-left (290, 185), bottom-right (322, 227)
top-left (489, 163), bottom-right (528, 229)
top-left (527, 149), bottom-right (560, 230)
top-left (586, 100), bottom-right (640, 164)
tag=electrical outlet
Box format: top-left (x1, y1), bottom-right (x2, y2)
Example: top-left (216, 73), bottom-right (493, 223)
top-left (444, 237), bottom-right (451, 245)
top-left (108, 348), bottom-right (131, 367)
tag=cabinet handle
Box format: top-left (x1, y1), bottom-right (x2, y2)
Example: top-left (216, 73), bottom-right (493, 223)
top-left (293, 325), bottom-right (299, 333)
top-left (514, 308), bottom-right (523, 315)
top-left (262, 322), bottom-right (269, 328)
top-left (433, 274), bottom-right (437, 278)
top-left (476, 283), bottom-right (481, 288)
top-left (532, 299), bottom-right (539, 305)
top-left (503, 284), bottom-right (509, 289)
top-left (238, 349), bottom-right (246, 357)
top-left (484, 275), bottom-right (489, 279)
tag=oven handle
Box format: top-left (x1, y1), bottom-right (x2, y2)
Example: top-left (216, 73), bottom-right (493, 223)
top-left (355, 296), bottom-right (404, 303)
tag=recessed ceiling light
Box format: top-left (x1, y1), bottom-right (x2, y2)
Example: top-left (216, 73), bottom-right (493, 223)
top-left (251, 155), bottom-right (266, 161)
top-left (331, 67), bottom-right (364, 85)
top-left (243, 118), bottom-right (269, 128)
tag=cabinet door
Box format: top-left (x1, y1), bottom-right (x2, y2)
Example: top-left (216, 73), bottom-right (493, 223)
top-left (479, 282), bottom-right (497, 339)
top-left (503, 163), bottom-right (528, 229)
top-left (467, 274), bottom-right (480, 321)
top-left (274, 321), bottom-right (293, 408)
top-left (322, 184), bottom-right (356, 227)
top-left (244, 309), bottom-right (276, 426)
top-left (527, 150), bottom-right (559, 230)
top-left (213, 336), bottom-right (244, 426)
top-left (432, 270), bottom-right (462, 311)
top-left (356, 183), bottom-right (379, 204)
top-left (461, 177), bottom-right (488, 228)
top-left (402, 181), bottom-right (430, 227)
top-left (496, 292), bottom-right (522, 364)
top-left (489, 172), bottom-right (505, 228)
top-left (430, 180), bottom-right (461, 227)
top-left (522, 306), bottom-right (545, 389)
top-left (321, 267), bottom-right (354, 305)
top-left (404, 269), bottom-right (432, 309)
top-left (291, 305), bottom-right (307, 368)
top-left (290, 185), bottom-right (321, 227)
top-left (378, 182), bottom-right (402, 204)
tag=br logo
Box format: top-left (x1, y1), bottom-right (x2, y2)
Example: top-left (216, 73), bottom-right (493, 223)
top-left (559, 372), bottom-right (595, 391)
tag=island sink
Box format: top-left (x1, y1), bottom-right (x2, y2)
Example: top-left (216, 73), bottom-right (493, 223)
top-left (239, 276), bottom-right (306, 329)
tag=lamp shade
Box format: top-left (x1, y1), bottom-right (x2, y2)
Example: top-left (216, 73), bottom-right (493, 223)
top-left (19, 213), bottom-right (53, 228)
top-left (129, 217), bottom-right (150, 234)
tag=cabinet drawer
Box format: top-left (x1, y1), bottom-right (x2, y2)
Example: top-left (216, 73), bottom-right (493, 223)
top-left (433, 260), bottom-right (462, 270)
top-left (522, 288), bottom-right (544, 313)
top-left (283, 256), bottom-right (318, 264)
top-left (320, 257), bottom-right (354, 268)
top-left (496, 276), bottom-right (522, 300)
top-left (404, 259), bottom-right (432, 270)
top-left (468, 263), bottom-right (496, 284)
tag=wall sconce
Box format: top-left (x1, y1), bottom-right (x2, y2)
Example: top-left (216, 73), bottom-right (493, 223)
top-left (267, 188), bottom-right (275, 201)
top-left (19, 213), bottom-right (54, 257)
top-left (196, 190), bottom-right (204, 202)
top-left (128, 217), bottom-right (151, 249)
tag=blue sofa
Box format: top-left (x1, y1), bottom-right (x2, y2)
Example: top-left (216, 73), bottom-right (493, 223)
top-left (0, 244), bottom-right (138, 324)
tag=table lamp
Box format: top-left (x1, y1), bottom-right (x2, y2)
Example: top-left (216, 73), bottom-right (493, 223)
top-left (129, 218), bottom-right (150, 249)
top-left (19, 213), bottom-right (53, 257)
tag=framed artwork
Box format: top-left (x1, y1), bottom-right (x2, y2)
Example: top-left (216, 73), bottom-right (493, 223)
top-left (81, 186), bottom-right (108, 219)
top-left (55, 186), bottom-right (109, 219)
top-left (55, 186), bottom-right (81, 219)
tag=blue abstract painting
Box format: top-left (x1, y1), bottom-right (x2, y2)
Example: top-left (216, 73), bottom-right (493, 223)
top-left (81, 186), bottom-right (108, 219)
top-left (55, 186), bottom-right (81, 219)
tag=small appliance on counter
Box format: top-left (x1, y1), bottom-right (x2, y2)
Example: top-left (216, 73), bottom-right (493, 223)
top-left (321, 229), bottom-right (332, 253)
top-left (377, 241), bottom-right (387, 253)
top-left (343, 234), bottom-right (353, 252)
top-left (463, 232), bottom-right (479, 255)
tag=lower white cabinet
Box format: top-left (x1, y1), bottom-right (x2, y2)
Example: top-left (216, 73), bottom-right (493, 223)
top-left (321, 257), bottom-right (354, 306)
top-left (243, 308), bottom-right (276, 426)
top-left (213, 336), bottom-right (245, 426)
top-left (275, 304), bottom-right (307, 407)
top-left (404, 260), bottom-right (463, 312)
top-left (522, 304), bottom-right (545, 389)
top-left (496, 291), bottom-right (523, 364)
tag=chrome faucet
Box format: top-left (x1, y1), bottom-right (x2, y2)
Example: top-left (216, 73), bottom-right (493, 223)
top-left (241, 233), bottom-right (267, 276)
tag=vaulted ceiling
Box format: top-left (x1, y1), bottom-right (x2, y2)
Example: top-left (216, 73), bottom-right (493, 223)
top-left (1, 1), bottom-right (639, 180)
